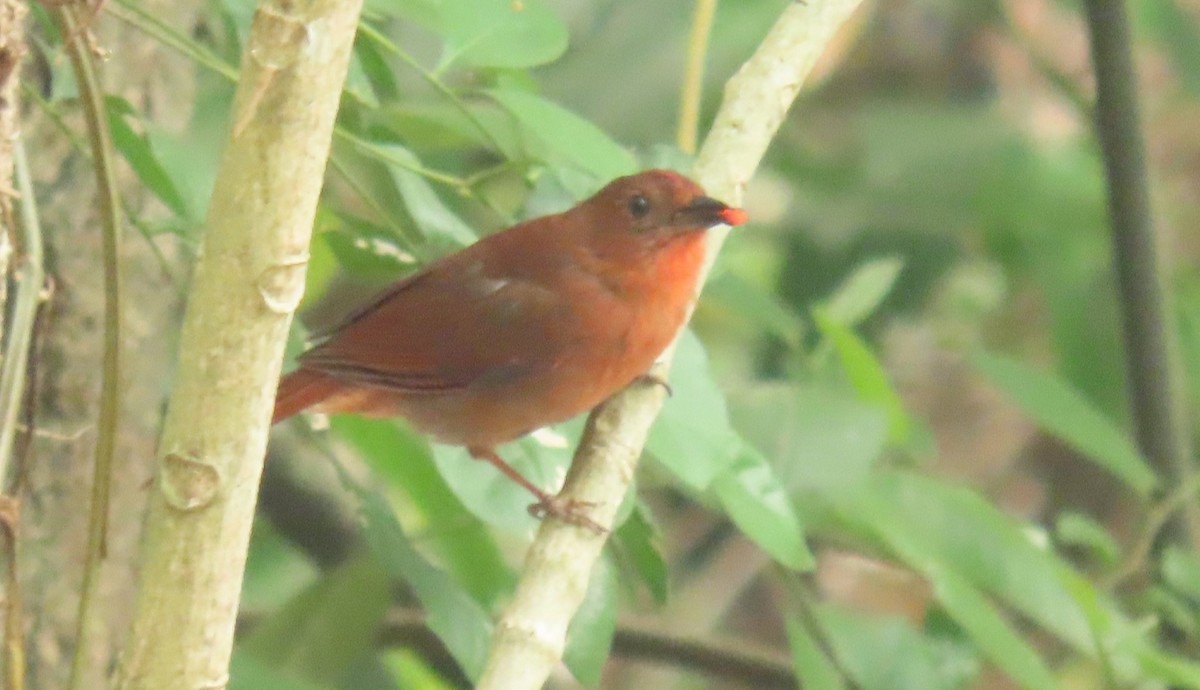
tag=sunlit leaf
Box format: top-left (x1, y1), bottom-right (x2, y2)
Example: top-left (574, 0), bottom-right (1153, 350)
top-left (439, 0), bottom-right (568, 70)
top-left (613, 506), bottom-right (669, 604)
top-left (820, 256), bottom-right (905, 327)
top-left (487, 88), bottom-right (637, 182)
top-left (106, 96), bottom-right (191, 219)
top-left (815, 312), bottom-right (912, 446)
top-left (712, 444), bottom-right (814, 570)
top-left (240, 558), bottom-right (391, 686)
top-left (785, 616), bottom-right (846, 690)
top-left (973, 351), bottom-right (1156, 497)
top-left (563, 555), bottom-right (618, 685)
top-left (335, 416), bottom-right (514, 607)
top-left (647, 329), bottom-right (741, 490)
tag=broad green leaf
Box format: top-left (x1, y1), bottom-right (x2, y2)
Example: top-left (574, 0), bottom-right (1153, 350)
top-left (972, 351), bottom-right (1156, 497)
top-left (647, 329), bottom-right (742, 490)
top-left (1137, 647), bottom-right (1200, 688)
top-left (816, 604), bottom-right (975, 690)
top-left (613, 506), bottom-right (669, 605)
top-left (439, 0), bottom-right (568, 70)
top-left (730, 383), bottom-right (888, 495)
top-left (230, 652), bottom-right (332, 690)
top-left (335, 416), bottom-right (514, 607)
top-left (358, 486), bottom-right (492, 680)
top-left (1055, 512), bottom-right (1120, 567)
top-left (383, 649), bottom-right (457, 690)
top-left (930, 570), bottom-right (1061, 690)
top-left (1162, 546), bottom-right (1200, 605)
top-left (322, 221), bottom-right (420, 280)
top-left (106, 97), bottom-right (191, 219)
top-left (241, 518), bottom-right (319, 611)
top-left (815, 312), bottom-right (912, 446)
top-left (707, 272), bottom-right (806, 348)
top-left (820, 256), bottom-right (905, 327)
top-left (486, 88), bottom-right (637, 182)
top-left (838, 472), bottom-right (1094, 653)
top-left (432, 421), bottom-right (580, 534)
top-left (373, 142), bottom-right (478, 246)
top-left (241, 558), bottom-right (391, 686)
top-left (563, 555), bottom-right (618, 685)
top-left (784, 616), bottom-right (846, 690)
top-left (712, 445), bottom-right (814, 570)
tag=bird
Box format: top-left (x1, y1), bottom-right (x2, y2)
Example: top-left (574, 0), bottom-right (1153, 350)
top-left (273, 169), bottom-right (747, 530)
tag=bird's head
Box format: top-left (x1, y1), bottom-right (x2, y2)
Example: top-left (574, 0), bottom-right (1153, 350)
top-left (579, 169), bottom-right (747, 257)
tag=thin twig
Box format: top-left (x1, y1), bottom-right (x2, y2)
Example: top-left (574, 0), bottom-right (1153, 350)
top-left (677, 0), bottom-right (718, 154)
top-left (1082, 0), bottom-right (1200, 547)
top-left (52, 4), bottom-right (124, 689)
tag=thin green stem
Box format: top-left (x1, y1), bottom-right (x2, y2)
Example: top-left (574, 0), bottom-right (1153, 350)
top-left (54, 5), bottom-right (123, 690)
top-left (678, 0), bottom-right (718, 154)
top-left (23, 83), bottom-right (182, 288)
top-left (109, 0), bottom-right (238, 81)
top-left (357, 22), bottom-right (504, 153)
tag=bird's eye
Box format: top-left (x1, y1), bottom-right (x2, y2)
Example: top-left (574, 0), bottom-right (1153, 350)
top-left (627, 194), bottom-right (651, 218)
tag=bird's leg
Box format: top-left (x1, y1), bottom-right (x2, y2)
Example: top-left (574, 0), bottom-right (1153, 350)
top-left (467, 446), bottom-right (606, 534)
top-left (634, 372), bottom-right (673, 397)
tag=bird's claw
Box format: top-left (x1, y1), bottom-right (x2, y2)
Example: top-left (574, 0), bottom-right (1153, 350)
top-left (528, 496), bottom-right (607, 534)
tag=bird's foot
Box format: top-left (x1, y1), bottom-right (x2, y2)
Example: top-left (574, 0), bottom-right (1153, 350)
top-left (528, 496), bottom-right (607, 535)
top-left (635, 373), bottom-right (673, 397)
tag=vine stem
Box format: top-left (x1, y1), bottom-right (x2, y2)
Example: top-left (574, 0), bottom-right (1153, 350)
top-left (49, 5), bottom-right (124, 689)
top-left (677, 0), bottom-right (718, 154)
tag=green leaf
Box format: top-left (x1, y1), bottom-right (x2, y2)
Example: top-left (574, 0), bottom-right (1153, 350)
top-left (563, 555), bottom-right (618, 685)
top-left (335, 416), bottom-right (514, 608)
top-left (230, 652), bottom-right (332, 690)
top-left (106, 96), bottom-right (191, 219)
top-left (816, 604), bottom-right (977, 690)
top-left (820, 256), bottom-right (905, 327)
top-left (730, 383), bottom-right (888, 494)
top-left (815, 312), bottom-right (913, 446)
top-left (357, 485), bottom-right (493, 680)
top-left (712, 444), bottom-right (814, 570)
top-left (972, 351), bottom-right (1156, 497)
top-left (838, 472), bottom-right (1095, 654)
top-left (382, 649), bottom-right (458, 690)
top-left (706, 272), bottom-right (806, 348)
top-left (487, 88), bottom-right (637, 182)
top-left (929, 570), bottom-right (1061, 690)
top-left (372, 142), bottom-right (478, 247)
top-left (438, 0), bottom-right (568, 70)
top-left (1162, 546), bottom-right (1200, 605)
top-left (1055, 512), bottom-right (1121, 567)
top-left (1137, 647), bottom-right (1200, 688)
top-left (613, 506), bottom-right (669, 604)
top-left (240, 557), bottom-right (391, 686)
top-left (784, 616), bottom-right (846, 690)
top-left (647, 329), bottom-right (742, 490)
top-left (431, 420), bottom-right (580, 533)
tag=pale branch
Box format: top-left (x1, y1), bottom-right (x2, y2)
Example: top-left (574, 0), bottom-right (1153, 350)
top-left (113, 0), bottom-right (363, 687)
top-left (474, 2), bottom-right (866, 689)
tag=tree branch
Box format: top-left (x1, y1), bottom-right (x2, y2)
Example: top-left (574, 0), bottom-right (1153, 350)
top-left (475, 2), bottom-right (865, 688)
top-left (113, 0), bottom-right (363, 686)
top-left (1082, 0), bottom-right (1200, 547)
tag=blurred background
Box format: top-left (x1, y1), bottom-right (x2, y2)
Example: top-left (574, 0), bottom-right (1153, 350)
top-left (14, 0), bottom-right (1200, 688)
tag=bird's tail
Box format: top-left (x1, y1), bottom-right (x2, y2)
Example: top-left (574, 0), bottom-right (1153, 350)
top-left (273, 369), bottom-right (341, 424)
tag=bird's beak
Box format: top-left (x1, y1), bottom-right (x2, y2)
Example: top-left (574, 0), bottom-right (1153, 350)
top-left (675, 196), bottom-right (748, 229)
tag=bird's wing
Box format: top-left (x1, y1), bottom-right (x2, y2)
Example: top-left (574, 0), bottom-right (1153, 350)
top-left (298, 254), bottom-right (588, 394)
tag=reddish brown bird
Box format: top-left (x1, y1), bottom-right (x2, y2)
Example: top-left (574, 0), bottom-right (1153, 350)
top-left (274, 169), bottom-right (746, 528)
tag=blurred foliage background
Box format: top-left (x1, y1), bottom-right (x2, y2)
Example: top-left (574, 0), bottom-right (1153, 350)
top-left (18, 0), bottom-right (1200, 687)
